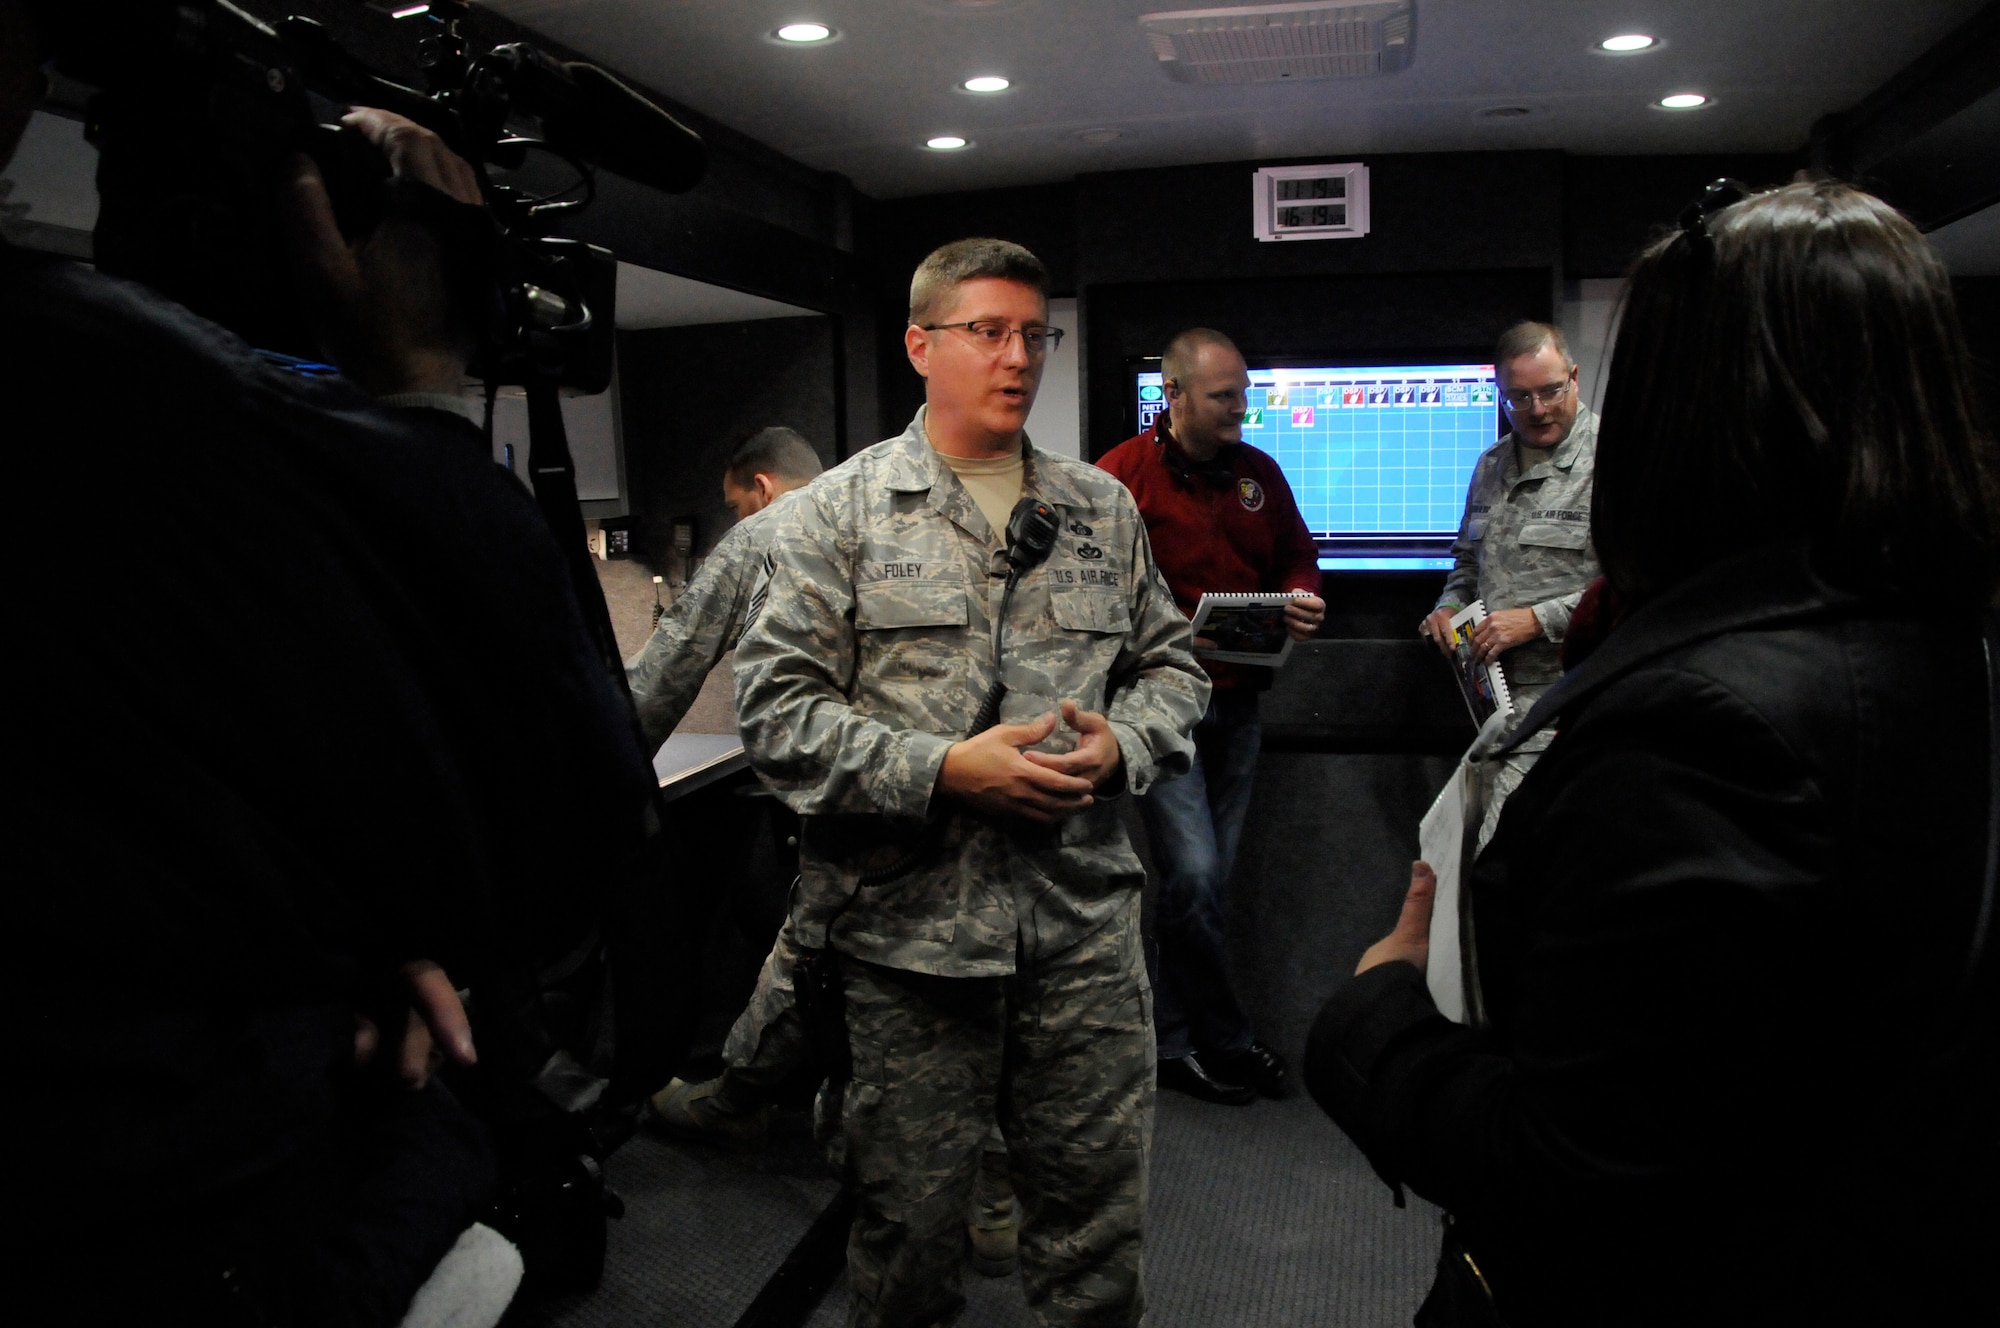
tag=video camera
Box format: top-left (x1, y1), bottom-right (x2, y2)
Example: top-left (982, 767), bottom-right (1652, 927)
top-left (50, 0), bottom-right (706, 393)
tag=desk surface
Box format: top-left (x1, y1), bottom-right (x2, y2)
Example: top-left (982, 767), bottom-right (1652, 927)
top-left (653, 731), bottom-right (747, 799)
top-left (641, 646), bottom-right (748, 799)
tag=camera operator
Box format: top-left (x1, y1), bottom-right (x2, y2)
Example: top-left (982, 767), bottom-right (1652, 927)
top-left (7, 4), bottom-right (666, 1324)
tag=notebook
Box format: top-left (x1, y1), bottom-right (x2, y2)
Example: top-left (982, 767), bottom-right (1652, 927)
top-left (1442, 600), bottom-right (1517, 727)
top-left (1188, 590), bottom-right (1313, 666)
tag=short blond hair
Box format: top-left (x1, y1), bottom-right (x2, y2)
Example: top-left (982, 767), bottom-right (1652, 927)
top-left (1162, 328), bottom-right (1241, 388)
top-left (908, 238), bottom-right (1049, 326)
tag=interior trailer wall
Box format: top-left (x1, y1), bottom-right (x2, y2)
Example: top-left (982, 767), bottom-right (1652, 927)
top-left (1072, 150), bottom-right (1565, 451)
top-left (851, 153), bottom-right (1816, 1038)
top-left (617, 316), bottom-right (839, 566)
top-left (1562, 278), bottom-right (1625, 408)
top-left (486, 387), bottom-right (624, 511)
top-left (1952, 276), bottom-right (2000, 418)
top-left (864, 150), bottom-right (1800, 440)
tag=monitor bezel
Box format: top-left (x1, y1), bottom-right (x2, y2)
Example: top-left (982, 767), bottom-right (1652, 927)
top-left (1121, 348), bottom-right (1506, 569)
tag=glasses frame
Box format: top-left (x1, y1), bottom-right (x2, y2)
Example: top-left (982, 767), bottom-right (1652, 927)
top-left (1678, 177), bottom-right (1753, 241)
top-left (1501, 376), bottom-right (1575, 411)
top-left (920, 320), bottom-right (1065, 355)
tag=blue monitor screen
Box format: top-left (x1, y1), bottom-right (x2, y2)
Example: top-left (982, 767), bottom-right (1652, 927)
top-left (1133, 362), bottom-right (1502, 564)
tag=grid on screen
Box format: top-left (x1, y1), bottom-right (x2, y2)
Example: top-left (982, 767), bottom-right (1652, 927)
top-left (1134, 365), bottom-right (1500, 539)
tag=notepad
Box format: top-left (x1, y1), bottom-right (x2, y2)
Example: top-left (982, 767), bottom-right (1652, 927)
top-left (1187, 590), bottom-right (1312, 666)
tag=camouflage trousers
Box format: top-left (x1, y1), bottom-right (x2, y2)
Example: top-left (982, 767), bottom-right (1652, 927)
top-left (720, 920), bottom-right (1014, 1198)
top-left (838, 919), bottom-right (1154, 1328)
top-left (1475, 751), bottom-right (1537, 852)
top-left (718, 916), bottom-right (813, 1102)
top-left (1475, 680), bottom-right (1552, 851)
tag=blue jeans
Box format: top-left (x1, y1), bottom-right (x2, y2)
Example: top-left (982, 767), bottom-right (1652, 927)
top-left (1139, 690), bottom-right (1262, 1061)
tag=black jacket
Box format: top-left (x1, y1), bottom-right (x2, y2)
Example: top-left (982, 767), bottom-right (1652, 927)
top-left (7, 243), bottom-right (664, 1322)
top-left (1307, 544), bottom-right (1998, 1325)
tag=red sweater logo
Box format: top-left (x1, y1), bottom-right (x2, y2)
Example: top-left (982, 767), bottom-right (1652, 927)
top-left (1237, 478), bottom-right (1266, 512)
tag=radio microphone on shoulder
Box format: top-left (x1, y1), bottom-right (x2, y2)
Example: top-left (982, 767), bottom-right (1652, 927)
top-left (972, 497), bottom-right (1066, 734)
top-left (1004, 497), bottom-right (1060, 573)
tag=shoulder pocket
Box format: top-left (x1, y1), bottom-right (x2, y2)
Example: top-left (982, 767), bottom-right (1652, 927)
top-left (1050, 588), bottom-right (1132, 634)
top-left (854, 579), bottom-right (969, 630)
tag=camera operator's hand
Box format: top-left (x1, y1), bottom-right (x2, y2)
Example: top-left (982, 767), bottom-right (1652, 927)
top-left (281, 108), bottom-right (485, 398)
top-left (352, 959), bottom-right (478, 1090)
top-left (938, 711), bottom-right (1097, 824)
top-left (343, 107), bottom-right (483, 203)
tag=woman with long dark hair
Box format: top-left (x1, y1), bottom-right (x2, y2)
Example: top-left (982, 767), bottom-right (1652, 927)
top-left (1306, 180), bottom-right (1999, 1325)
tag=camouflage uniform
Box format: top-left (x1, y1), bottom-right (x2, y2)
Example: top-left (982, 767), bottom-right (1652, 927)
top-left (629, 492), bottom-right (812, 1107)
top-left (721, 915), bottom-right (1015, 1243)
top-left (734, 409), bottom-right (1209, 1328)
top-left (625, 492), bottom-right (797, 751)
top-left (1434, 406), bottom-right (1601, 843)
top-left (718, 914), bottom-right (814, 1098)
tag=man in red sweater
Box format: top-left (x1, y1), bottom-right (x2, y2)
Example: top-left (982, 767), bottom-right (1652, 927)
top-left (1098, 328), bottom-right (1324, 1104)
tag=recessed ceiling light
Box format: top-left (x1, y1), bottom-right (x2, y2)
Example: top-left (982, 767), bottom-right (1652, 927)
top-left (926, 135), bottom-right (970, 150)
top-left (390, 3), bottom-right (430, 16)
top-left (1659, 93), bottom-right (1709, 109)
top-left (1600, 34), bottom-right (1656, 52)
top-left (962, 76), bottom-right (1011, 93)
top-left (776, 23), bottom-right (834, 43)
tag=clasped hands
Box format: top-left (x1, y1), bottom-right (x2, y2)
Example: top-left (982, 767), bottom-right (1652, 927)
top-left (937, 699), bottom-right (1121, 824)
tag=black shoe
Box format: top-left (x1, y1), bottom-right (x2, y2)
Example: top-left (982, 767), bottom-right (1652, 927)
top-left (1209, 1041), bottom-right (1291, 1099)
top-left (1158, 1052), bottom-right (1255, 1106)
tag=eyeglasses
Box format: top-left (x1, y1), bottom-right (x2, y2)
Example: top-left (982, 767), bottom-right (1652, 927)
top-left (1678, 177), bottom-right (1753, 242)
top-left (1502, 380), bottom-right (1573, 410)
top-left (921, 320), bottom-right (1065, 354)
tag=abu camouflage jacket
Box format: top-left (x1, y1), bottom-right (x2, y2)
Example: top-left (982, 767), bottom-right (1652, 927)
top-left (1437, 405), bottom-right (1602, 691)
top-left (625, 492), bottom-right (798, 751)
top-left (734, 410), bottom-right (1209, 977)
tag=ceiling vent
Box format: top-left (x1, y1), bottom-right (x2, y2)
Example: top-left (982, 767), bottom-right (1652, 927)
top-left (1141, 1), bottom-right (1415, 84)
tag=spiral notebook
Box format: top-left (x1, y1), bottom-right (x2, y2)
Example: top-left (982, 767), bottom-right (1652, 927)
top-left (1187, 590), bottom-right (1312, 666)
top-left (1443, 600), bottom-right (1517, 726)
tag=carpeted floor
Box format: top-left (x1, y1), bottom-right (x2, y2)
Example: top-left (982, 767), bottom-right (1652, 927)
top-left (501, 1106), bottom-right (837, 1328)
top-left (521, 622), bottom-right (1454, 1325)
top-left (511, 1086), bottom-right (1437, 1328)
top-left (1138, 1091), bottom-right (1439, 1328)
